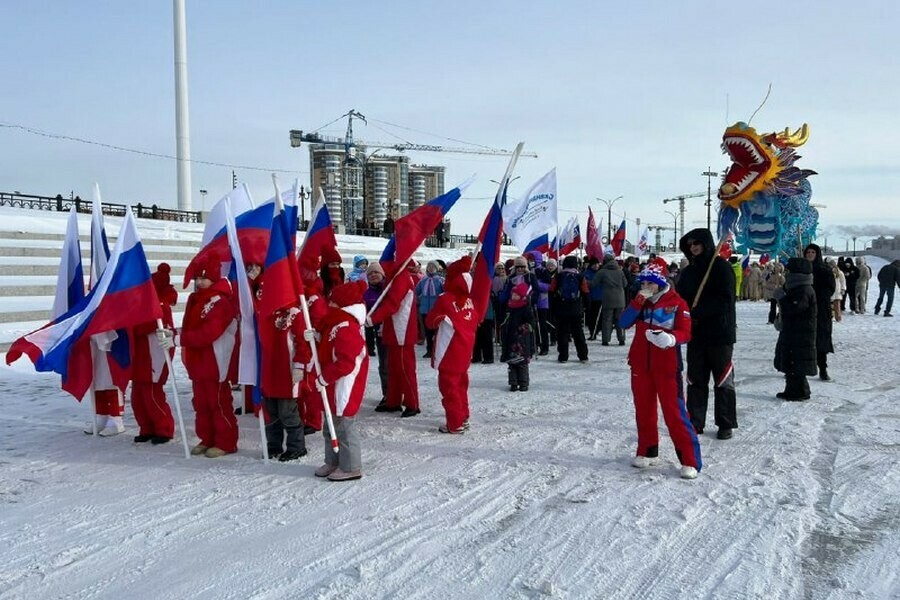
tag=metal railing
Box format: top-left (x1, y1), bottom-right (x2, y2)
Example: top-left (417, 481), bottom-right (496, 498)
top-left (0, 192), bottom-right (204, 223)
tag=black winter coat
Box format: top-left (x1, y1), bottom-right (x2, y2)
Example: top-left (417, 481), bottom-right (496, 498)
top-left (774, 275), bottom-right (818, 376)
top-left (675, 228), bottom-right (737, 346)
top-left (805, 245), bottom-right (835, 354)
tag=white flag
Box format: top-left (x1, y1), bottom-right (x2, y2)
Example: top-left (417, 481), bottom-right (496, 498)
top-left (636, 227), bottom-right (650, 258)
top-left (502, 168), bottom-right (558, 254)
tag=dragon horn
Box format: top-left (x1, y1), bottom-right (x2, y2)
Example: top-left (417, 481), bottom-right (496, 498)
top-left (774, 124), bottom-right (810, 148)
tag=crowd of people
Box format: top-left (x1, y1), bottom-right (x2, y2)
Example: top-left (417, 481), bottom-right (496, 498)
top-left (78, 230), bottom-right (900, 482)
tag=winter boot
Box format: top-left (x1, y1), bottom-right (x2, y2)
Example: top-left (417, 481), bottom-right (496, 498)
top-left (190, 444), bottom-right (209, 456)
top-left (267, 446), bottom-right (283, 459)
top-left (716, 428), bottom-right (733, 440)
top-left (680, 466), bottom-right (699, 479)
top-left (401, 408), bottom-right (421, 418)
top-left (631, 455), bottom-right (660, 469)
top-left (374, 400), bottom-right (401, 413)
top-left (84, 415), bottom-right (108, 435)
top-left (327, 468), bottom-right (362, 481)
top-left (315, 464), bottom-right (338, 478)
top-left (133, 434), bottom-right (153, 443)
top-left (150, 436), bottom-right (172, 445)
top-left (819, 369), bottom-right (831, 381)
top-left (99, 416), bottom-right (126, 437)
top-left (204, 447), bottom-right (229, 458)
top-left (278, 448), bottom-right (308, 462)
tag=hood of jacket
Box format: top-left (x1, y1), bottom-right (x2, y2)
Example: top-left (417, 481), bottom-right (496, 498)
top-left (679, 228), bottom-right (716, 262)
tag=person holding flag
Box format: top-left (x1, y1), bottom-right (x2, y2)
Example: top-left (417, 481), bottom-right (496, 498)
top-left (130, 263), bottom-right (177, 445)
top-left (159, 255), bottom-right (239, 457)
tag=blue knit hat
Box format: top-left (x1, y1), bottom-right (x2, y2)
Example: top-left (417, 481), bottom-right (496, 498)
top-left (638, 263), bottom-right (668, 288)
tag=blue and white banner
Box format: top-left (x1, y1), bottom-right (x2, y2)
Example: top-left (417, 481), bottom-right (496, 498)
top-left (502, 168), bottom-right (558, 254)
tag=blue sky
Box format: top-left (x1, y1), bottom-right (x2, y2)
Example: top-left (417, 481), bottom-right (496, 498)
top-left (1, 1), bottom-right (898, 249)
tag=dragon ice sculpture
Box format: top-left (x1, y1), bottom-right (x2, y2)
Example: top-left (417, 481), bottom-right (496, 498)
top-left (717, 122), bottom-right (818, 256)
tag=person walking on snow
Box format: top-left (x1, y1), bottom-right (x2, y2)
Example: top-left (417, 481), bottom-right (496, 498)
top-left (618, 263), bottom-right (701, 479)
top-left (425, 256), bottom-right (487, 434)
top-left (311, 280), bottom-right (370, 481)
top-left (131, 263), bottom-right (177, 444)
top-left (676, 228), bottom-right (738, 440)
top-left (368, 261), bottom-right (421, 417)
top-left (804, 244), bottom-right (836, 380)
top-left (874, 259), bottom-right (900, 317)
top-left (773, 258), bottom-right (818, 401)
top-left (158, 256), bottom-right (239, 458)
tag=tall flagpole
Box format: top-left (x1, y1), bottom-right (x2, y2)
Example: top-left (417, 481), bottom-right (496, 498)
top-left (173, 0), bottom-right (193, 211)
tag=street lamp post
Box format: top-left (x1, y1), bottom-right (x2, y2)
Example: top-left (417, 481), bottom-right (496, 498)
top-left (702, 168), bottom-right (719, 231)
top-left (596, 196), bottom-right (623, 240)
top-left (199, 188), bottom-right (207, 213)
top-left (665, 210), bottom-right (678, 250)
top-left (852, 236), bottom-right (857, 256)
top-left (298, 185), bottom-right (310, 229)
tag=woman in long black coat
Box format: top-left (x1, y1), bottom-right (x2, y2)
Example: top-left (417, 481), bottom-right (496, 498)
top-left (774, 258), bottom-right (818, 400)
top-left (804, 243), bottom-right (835, 380)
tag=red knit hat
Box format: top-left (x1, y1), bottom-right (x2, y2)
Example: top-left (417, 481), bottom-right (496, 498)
top-left (321, 246), bottom-right (342, 266)
top-left (196, 256), bottom-right (222, 282)
top-left (329, 280), bottom-right (367, 307)
top-left (444, 256), bottom-right (473, 296)
top-left (152, 262), bottom-right (172, 290)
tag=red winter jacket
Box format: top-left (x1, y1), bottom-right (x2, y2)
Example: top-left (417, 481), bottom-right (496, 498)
top-left (317, 303), bottom-right (369, 417)
top-left (369, 273), bottom-right (418, 346)
top-left (178, 280), bottom-right (238, 382)
top-left (258, 305), bottom-right (307, 399)
top-left (131, 283), bottom-right (178, 384)
top-left (618, 286), bottom-right (692, 374)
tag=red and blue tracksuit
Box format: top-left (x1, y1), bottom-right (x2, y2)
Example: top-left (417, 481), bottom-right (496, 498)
top-left (618, 287), bottom-right (701, 470)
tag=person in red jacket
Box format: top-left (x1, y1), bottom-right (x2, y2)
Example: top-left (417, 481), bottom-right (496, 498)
top-left (159, 256), bottom-right (239, 458)
top-left (368, 261), bottom-right (420, 417)
top-left (295, 259), bottom-right (329, 435)
top-left (258, 288), bottom-right (309, 462)
top-left (131, 263), bottom-right (177, 444)
top-left (425, 256), bottom-right (482, 434)
top-left (618, 263), bottom-right (702, 479)
top-left (312, 280), bottom-right (369, 481)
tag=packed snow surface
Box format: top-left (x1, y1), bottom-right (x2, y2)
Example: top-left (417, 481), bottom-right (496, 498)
top-left (2, 295), bottom-right (899, 599)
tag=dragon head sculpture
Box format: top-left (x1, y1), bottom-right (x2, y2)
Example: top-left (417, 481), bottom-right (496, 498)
top-left (717, 122), bottom-right (818, 256)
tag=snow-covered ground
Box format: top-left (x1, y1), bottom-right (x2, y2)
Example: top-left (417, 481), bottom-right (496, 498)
top-left (2, 278), bottom-right (899, 599)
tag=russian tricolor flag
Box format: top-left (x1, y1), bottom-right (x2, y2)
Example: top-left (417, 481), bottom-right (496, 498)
top-left (51, 206), bottom-right (85, 319)
top-left (296, 188), bottom-right (338, 272)
top-left (611, 220), bottom-right (627, 257)
top-left (380, 180), bottom-right (470, 281)
top-left (6, 211), bottom-right (163, 400)
top-left (259, 182), bottom-right (303, 320)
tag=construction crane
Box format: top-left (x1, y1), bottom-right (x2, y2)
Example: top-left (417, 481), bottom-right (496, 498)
top-left (662, 192), bottom-right (706, 240)
top-left (289, 110), bottom-right (538, 158)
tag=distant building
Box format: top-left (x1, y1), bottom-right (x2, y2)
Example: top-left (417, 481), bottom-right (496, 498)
top-left (309, 144), bottom-right (444, 232)
top-left (871, 235), bottom-right (900, 260)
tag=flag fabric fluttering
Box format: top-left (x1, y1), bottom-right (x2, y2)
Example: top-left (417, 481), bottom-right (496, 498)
top-left (222, 198), bottom-right (258, 391)
top-left (89, 184), bottom-right (110, 288)
top-left (502, 168), bottom-right (557, 255)
top-left (760, 253), bottom-right (771, 265)
top-left (380, 181), bottom-right (469, 281)
top-left (6, 211), bottom-right (162, 400)
top-left (586, 207), bottom-right (603, 260)
top-left (296, 187), bottom-right (338, 273)
top-left (741, 253), bottom-right (751, 273)
top-left (258, 181), bottom-right (304, 320)
top-left (52, 207), bottom-right (85, 319)
top-left (636, 227), bottom-right (650, 259)
top-left (559, 218), bottom-right (581, 257)
top-left (611, 220), bottom-right (627, 257)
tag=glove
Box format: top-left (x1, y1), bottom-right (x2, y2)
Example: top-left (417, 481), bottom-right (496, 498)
top-left (156, 329), bottom-right (174, 350)
top-left (637, 288), bottom-right (654, 300)
top-left (291, 366), bottom-right (304, 384)
top-left (303, 329), bottom-right (316, 342)
top-left (645, 329), bottom-right (676, 349)
top-left (315, 375), bottom-right (328, 391)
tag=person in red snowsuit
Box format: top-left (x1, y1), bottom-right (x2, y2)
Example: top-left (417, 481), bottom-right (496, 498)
top-left (296, 259), bottom-right (329, 434)
top-left (425, 255), bottom-right (486, 434)
top-left (368, 262), bottom-right (420, 417)
top-left (618, 263), bottom-right (702, 479)
top-left (312, 280), bottom-right (369, 481)
top-left (162, 256), bottom-right (239, 458)
top-left (131, 263), bottom-right (177, 444)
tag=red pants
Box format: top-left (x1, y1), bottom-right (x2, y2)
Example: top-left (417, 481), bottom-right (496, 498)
top-left (298, 371), bottom-right (323, 430)
top-left (131, 381), bottom-right (175, 437)
top-left (386, 344), bottom-right (418, 410)
top-left (191, 380), bottom-right (239, 453)
top-left (439, 370), bottom-right (469, 430)
top-left (94, 389), bottom-right (123, 417)
top-left (631, 368), bottom-right (702, 470)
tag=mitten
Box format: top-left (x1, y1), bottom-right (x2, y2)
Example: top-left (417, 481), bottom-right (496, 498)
top-left (645, 329), bottom-right (676, 349)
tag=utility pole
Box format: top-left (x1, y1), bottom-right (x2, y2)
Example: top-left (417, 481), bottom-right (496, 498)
top-left (596, 196), bottom-right (622, 240)
top-left (702, 168), bottom-right (719, 231)
top-left (665, 210), bottom-right (678, 250)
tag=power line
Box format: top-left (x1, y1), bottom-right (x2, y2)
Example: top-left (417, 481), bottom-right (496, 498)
top-left (0, 121), bottom-right (303, 174)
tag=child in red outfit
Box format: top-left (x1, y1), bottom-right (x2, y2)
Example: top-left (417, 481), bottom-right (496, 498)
top-left (312, 280), bottom-right (369, 481)
top-left (131, 263), bottom-right (177, 444)
top-left (618, 263), bottom-right (702, 479)
top-left (161, 256), bottom-right (239, 458)
top-left (425, 256), bottom-right (482, 433)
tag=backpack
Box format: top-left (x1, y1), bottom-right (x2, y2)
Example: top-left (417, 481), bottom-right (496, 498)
top-left (558, 271), bottom-right (582, 302)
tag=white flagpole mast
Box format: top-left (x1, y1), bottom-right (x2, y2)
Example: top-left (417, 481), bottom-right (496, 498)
top-left (471, 142), bottom-right (525, 264)
top-left (157, 318), bottom-right (191, 459)
top-left (274, 174), bottom-right (339, 454)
